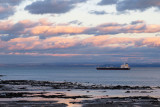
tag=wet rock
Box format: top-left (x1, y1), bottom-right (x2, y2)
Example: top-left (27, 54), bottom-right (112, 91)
top-left (39, 94), bottom-right (92, 99)
top-left (0, 101), bottom-right (67, 107)
top-left (125, 90), bottom-right (130, 93)
top-left (82, 96), bottom-right (160, 107)
top-left (0, 92), bottom-right (44, 98)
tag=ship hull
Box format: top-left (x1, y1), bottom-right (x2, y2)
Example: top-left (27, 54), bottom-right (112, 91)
top-left (96, 67), bottom-right (130, 70)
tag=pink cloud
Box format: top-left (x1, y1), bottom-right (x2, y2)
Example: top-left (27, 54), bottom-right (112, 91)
top-left (1, 19), bottom-right (160, 52)
top-left (39, 18), bottom-right (53, 26)
top-left (1, 19), bottom-right (160, 40)
top-left (82, 35), bottom-right (110, 46)
top-left (142, 37), bottom-right (160, 47)
top-left (6, 36), bottom-right (80, 50)
top-left (2, 35), bottom-right (159, 51)
top-left (82, 35), bottom-right (138, 48)
top-left (31, 26), bottom-right (86, 35)
top-left (8, 37), bottom-right (41, 50)
top-left (43, 37), bottom-right (79, 49)
top-left (0, 20), bottom-right (13, 30)
top-left (85, 22), bottom-right (160, 35)
top-left (145, 25), bottom-right (160, 33)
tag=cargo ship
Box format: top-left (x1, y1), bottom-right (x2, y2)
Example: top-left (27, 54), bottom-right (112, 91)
top-left (96, 63), bottom-right (130, 70)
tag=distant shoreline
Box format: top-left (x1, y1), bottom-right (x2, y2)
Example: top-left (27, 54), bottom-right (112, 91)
top-left (1, 63), bottom-right (160, 67)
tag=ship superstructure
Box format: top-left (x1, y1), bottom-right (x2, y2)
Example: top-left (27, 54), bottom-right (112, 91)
top-left (121, 63), bottom-right (130, 68)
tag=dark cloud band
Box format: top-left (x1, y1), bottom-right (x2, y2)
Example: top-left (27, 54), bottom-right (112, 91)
top-left (0, 0), bottom-right (23, 6)
top-left (0, 0), bottom-right (23, 19)
top-left (98, 0), bottom-right (118, 5)
top-left (98, 0), bottom-right (160, 12)
top-left (25, 0), bottom-right (87, 14)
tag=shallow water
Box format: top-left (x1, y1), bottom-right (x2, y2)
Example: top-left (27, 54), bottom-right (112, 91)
top-left (0, 66), bottom-right (160, 86)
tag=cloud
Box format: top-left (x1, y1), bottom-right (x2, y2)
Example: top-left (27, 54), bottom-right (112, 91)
top-left (6, 36), bottom-right (81, 50)
top-left (1, 47), bottom-right (160, 64)
top-left (98, 0), bottom-right (118, 5)
top-left (130, 20), bottom-right (145, 25)
top-left (82, 35), bottom-right (110, 47)
top-left (84, 21), bottom-right (160, 35)
top-left (25, 0), bottom-right (87, 14)
top-left (89, 10), bottom-right (108, 15)
top-left (68, 20), bottom-right (82, 25)
top-left (1, 19), bottom-right (160, 41)
top-left (29, 21), bottom-right (160, 36)
top-left (0, 52), bottom-right (121, 57)
top-left (116, 0), bottom-right (160, 12)
top-left (0, 0), bottom-right (23, 19)
top-left (1, 35), bottom-right (160, 64)
top-left (0, 5), bottom-right (14, 19)
top-left (0, 0), bottom-right (23, 6)
top-left (1, 34), bottom-right (160, 52)
top-left (82, 35), bottom-right (139, 48)
top-left (39, 18), bottom-right (53, 26)
top-left (8, 37), bottom-right (41, 50)
top-left (0, 19), bottom-right (84, 41)
top-left (84, 22), bottom-right (146, 35)
top-left (98, 0), bottom-right (160, 12)
top-left (42, 36), bottom-right (80, 49)
top-left (142, 37), bottom-right (160, 47)
top-left (0, 20), bottom-right (38, 41)
top-left (83, 36), bottom-right (160, 48)
top-left (30, 25), bottom-right (86, 36)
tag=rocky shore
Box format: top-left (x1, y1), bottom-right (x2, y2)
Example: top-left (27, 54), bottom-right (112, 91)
top-left (0, 80), bottom-right (159, 107)
top-left (0, 80), bottom-right (154, 91)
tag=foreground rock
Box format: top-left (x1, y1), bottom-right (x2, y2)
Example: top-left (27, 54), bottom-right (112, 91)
top-left (75, 96), bottom-right (160, 107)
top-left (0, 80), bottom-right (159, 106)
top-left (0, 101), bottom-right (67, 107)
top-left (0, 92), bottom-right (92, 99)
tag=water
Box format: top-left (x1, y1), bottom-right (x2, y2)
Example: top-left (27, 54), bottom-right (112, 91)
top-left (0, 66), bottom-right (160, 86)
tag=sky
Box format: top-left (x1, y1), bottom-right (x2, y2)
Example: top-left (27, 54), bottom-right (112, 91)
top-left (0, 0), bottom-right (160, 64)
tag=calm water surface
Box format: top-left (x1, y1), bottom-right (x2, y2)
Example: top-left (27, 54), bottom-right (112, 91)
top-left (0, 66), bottom-right (160, 86)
